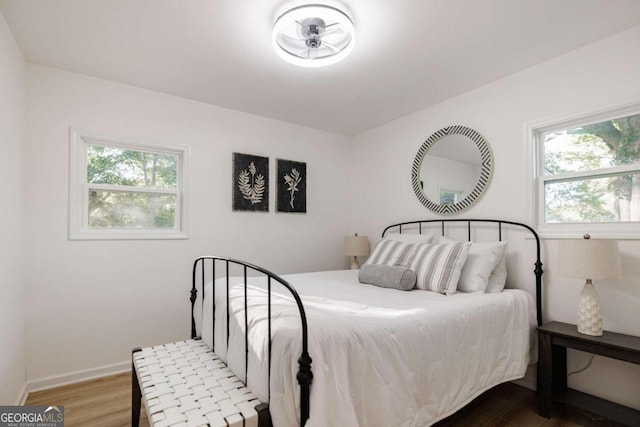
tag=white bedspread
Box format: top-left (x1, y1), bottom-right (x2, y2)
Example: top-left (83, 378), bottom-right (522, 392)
top-left (197, 269), bottom-right (535, 427)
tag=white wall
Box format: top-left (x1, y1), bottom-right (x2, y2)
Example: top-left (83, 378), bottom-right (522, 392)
top-left (350, 26), bottom-right (640, 409)
top-left (24, 65), bottom-right (351, 383)
top-left (0, 10), bottom-right (26, 404)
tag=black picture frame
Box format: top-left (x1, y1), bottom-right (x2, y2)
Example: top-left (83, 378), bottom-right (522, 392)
top-left (277, 159), bottom-right (306, 213)
top-left (233, 153), bottom-right (269, 212)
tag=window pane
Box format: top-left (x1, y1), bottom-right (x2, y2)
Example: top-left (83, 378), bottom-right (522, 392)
top-left (88, 190), bottom-right (176, 229)
top-left (544, 172), bottom-right (640, 223)
top-left (440, 189), bottom-right (461, 205)
top-left (543, 113), bottom-right (640, 175)
top-left (87, 145), bottom-right (177, 189)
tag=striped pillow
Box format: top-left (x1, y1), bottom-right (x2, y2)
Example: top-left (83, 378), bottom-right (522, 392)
top-left (385, 233), bottom-right (435, 244)
top-left (365, 239), bottom-right (416, 267)
top-left (365, 240), bottom-right (471, 294)
top-left (407, 241), bottom-right (471, 294)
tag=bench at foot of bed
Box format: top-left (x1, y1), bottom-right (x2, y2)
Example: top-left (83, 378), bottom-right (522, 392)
top-left (132, 339), bottom-right (271, 427)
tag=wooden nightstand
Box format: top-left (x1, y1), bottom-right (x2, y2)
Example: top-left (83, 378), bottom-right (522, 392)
top-left (537, 321), bottom-right (640, 426)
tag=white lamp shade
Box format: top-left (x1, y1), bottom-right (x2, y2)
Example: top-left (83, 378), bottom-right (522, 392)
top-left (557, 238), bottom-right (622, 280)
top-left (344, 235), bottom-right (370, 257)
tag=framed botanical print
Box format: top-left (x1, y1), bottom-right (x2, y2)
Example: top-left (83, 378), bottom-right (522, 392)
top-left (233, 153), bottom-right (269, 212)
top-left (277, 159), bottom-right (306, 213)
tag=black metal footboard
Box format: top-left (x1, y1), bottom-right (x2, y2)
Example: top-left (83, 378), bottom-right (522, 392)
top-left (190, 256), bottom-right (313, 427)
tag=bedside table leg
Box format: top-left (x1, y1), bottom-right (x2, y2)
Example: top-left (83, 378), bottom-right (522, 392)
top-left (552, 345), bottom-right (567, 390)
top-left (538, 331), bottom-right (552, 417)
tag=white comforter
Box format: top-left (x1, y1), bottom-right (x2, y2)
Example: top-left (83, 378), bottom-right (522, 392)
top-left (197, 269), bottom-right (535, 427)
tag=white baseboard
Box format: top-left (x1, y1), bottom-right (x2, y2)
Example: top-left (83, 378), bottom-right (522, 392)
top-left (15, 382), bottom-right (29, 405)
top-left (25, 360), bottom-right (130, 397)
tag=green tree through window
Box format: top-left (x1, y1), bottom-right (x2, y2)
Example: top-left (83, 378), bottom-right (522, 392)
top-left (541, 112), bottom-right (640, 224)
top-left (86, 145), bottom-right (178, 229)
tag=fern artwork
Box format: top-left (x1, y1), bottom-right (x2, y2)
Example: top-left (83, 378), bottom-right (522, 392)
top-left (277, 159), bottom-right (307, 213)
top-left (233, 153), bottom-right (269, 212)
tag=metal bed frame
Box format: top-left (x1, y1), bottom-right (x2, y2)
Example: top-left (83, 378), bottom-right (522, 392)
top-left (381, 218), bottom-right (544, 326)
top-left (190, 256), bottom-right (313, 427)
top-left (188, 218), bottom-right (543, 427)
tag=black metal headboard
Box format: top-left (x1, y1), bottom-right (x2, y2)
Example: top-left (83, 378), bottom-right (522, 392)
top-left (381, 219), bottom-right (543, 326)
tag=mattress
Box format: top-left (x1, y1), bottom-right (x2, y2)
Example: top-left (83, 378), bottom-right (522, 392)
top-left (196, 269), bottom-right (536, 427)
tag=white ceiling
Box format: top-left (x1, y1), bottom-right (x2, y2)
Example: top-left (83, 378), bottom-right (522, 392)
top-left (2, 0), bottom-right (640, 136)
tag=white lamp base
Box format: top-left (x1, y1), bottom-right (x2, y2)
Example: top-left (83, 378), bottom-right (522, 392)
top-left (577, 280), bottom-right (603, 336)
top-left (350, 256), bottom-right (360, 270)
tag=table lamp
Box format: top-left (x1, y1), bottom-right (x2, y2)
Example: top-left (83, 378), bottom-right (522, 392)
top-left (557, 234), bottom-right (622, 336)
top-left (344, 234), bottom-right (370, 270)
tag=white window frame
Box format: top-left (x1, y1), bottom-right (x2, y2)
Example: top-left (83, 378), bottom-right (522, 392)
top-left (439, 187), bottom-right (463, 205)
top-left (69, 129), bottom-right (189, 240)
top-left (527, 98), bottom-right (640, 239)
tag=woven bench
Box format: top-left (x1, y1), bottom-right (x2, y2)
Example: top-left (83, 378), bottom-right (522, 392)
top-left (132, 339), bottom-right (270, 427)
top-left (131, 256), bottom-right (312, 427)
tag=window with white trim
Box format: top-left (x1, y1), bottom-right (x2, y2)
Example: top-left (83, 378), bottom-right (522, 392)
top-left (70, 130), bottom-right (188, 240)
top-left (533, 104), bottom-right (640, 236)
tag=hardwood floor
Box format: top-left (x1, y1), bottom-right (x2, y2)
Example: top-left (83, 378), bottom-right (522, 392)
top-left (26, 372), bottom-right (149, 427)
top-left (26, 373), bottom-right (623, 426)
top-left (433, 382), bottom-right (623, 427)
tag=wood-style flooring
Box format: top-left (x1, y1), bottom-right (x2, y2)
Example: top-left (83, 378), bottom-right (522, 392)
top-left (25, 373), bottom-right (623, 426)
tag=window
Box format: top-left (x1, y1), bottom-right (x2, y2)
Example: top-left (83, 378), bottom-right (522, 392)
top-left (70, 129), bottom-right (188, 239)
top-left (439, 188), bottom-right (462, 205)
top-left (532, 104), bottom-right (640, 237)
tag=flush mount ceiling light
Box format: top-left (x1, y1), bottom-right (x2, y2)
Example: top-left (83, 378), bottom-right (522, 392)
top-left (272, 4), bottom-right (355, 67)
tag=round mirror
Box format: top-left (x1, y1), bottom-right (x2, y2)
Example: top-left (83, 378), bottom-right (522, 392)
top-left (412, 126), bottom-right (492, 214)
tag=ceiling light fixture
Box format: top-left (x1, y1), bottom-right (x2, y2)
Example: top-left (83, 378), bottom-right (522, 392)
top-left (272, 4), bottom-right (355, 68)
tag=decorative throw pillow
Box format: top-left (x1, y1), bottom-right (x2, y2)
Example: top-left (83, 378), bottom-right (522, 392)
top-left (406, 241), bottom-right (471, 295)
top-left (366, 240), bottom-right (471, 295)
top-left (358, 264), bottom-right (417, 291)
top-left (440, 237), bottom-right (508, 293)
top-left (365, 239), bottom-right (416, 267)
top-left (385, 232), bottom-right (435, 244)
top-left (486, 254), bottom-right (508, 293)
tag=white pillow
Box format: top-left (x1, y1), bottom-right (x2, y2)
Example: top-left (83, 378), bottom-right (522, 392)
top-left (440, 237), bottom-right (508, 293)
top-left (385, 233), bottom-right (434, 244)
top-left (407, 241), bottom-right (471, 295)
top-left (486, 254), bottom-right (507, 293)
